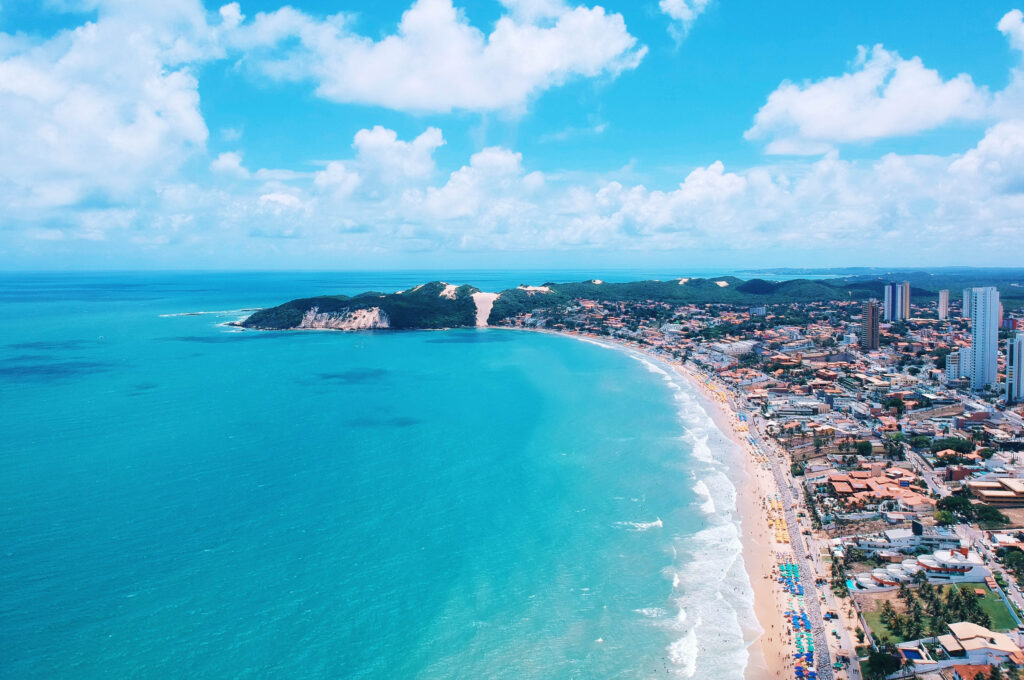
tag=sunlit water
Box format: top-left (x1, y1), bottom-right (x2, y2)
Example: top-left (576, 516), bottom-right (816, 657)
top-left (0, 272), bottom-right (756, 679)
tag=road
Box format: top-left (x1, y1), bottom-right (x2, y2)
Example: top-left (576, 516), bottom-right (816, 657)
top-left (732, 392), bottom-right (854, 680)
top-left (905, 447), bottom-right (950, 498)
top-left (960, 524), bottom-right (1024, 617)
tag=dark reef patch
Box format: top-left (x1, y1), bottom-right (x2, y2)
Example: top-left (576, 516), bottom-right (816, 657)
top-left (0, 359), bottom-right (115, 381)
top-left (316, 369), bottom-right (391, 384)
top-left (343, 416), bottom-right (421, 428)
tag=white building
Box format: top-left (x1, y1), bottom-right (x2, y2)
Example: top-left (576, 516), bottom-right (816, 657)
top-left (884, 281), bottom-right (911, 322)
top-left (1008, 332), bottom-right (1024, 404)
top-left (938, 289), bottom-right (949, 320)
top-left (917, 547), bottom-right (990, 582)
top-left (967, 287), bottom-right (1001, 391)
top-left (946, 351), bottom-right (961, 382)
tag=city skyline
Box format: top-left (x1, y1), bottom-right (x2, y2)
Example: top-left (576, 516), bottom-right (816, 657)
top-left (1, 1), bottom-right (1023, 270)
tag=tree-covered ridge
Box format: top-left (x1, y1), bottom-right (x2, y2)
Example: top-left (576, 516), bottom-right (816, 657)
top-left (241, 281), bottom-right (478, 330)
top-left (240, 271), bottom-right (1024, 330)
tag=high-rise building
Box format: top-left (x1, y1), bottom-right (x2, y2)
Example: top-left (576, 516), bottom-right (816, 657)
top-left (945, 351), bottom-right (961, 382)
top-left (938, 290), bottom-right (949, 320)
top-left (883, 281), bottom-right (911, 322)
top-left (860, 300), bottom-right (880, 350)
top-left (967, 287), bottom-right (1001, 391)
top-left (1008, 333), bottom-right (1024, 404)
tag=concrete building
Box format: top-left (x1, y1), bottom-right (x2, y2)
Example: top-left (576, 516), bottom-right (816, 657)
top-left (938, 289), bottom-right (949, 320)
top-left (967, 478), bottom-right (1024, 506)
top-left (1008, 332), bottom-right (1024, 404)
top-left (860, 299), bottom-right (880, 350)
top-left (946, 351), bottom-right (961, 382)
top-left (884, 282), bottom-right (911, 322)
top-left (967, 287), bottom-right (1001, 391)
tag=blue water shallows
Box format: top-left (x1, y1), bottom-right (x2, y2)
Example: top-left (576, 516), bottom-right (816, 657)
top-left (0, 273), bottom-right (756, 679)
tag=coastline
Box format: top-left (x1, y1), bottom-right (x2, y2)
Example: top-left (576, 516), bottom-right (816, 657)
top-left (510, 327), bottom-right (789, 679)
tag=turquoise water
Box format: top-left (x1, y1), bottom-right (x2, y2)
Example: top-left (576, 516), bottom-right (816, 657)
top-left (0, 272), bottom-right (756, 679)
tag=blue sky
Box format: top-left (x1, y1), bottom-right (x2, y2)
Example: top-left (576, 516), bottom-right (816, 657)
top-left (1, 0), bottom-right (1023, 270)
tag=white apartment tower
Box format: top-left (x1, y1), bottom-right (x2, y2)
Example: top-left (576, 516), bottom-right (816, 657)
top-left (1008, 332), bottom-right (1024, 404)
top-left (938, 290), bottom-right (949, 320)
top-left (967, 287), bottom-right (1001, 391)
top-left (883, 282), bottom-right (911, 322)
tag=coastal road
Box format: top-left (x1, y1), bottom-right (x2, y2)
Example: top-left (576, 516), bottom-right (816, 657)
top-left (742, 406), bottom-right (840, 680)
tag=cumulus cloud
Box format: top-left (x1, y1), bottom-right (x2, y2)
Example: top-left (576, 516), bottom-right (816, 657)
top-left (746, 44), bottom-right (990, 154)
top-left (659, 0), bottom-right (710, 40)
top-left (353, 126), bottom-right (445, 181)
top-left (0, 9), bottom-right (209, 211)
top-left (1000, 9), bottom-right (1024, 52)
top-left (211, 151), bottom-right (249, 177)
top-left (314, 161), bottom-right (361, 197)
top-left (417, 146), bottom-right (544, 221)
top-left (228, 0), bottom-right (646, 113)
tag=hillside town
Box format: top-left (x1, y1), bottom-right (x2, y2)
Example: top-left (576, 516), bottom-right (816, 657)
top-left (496, 282), bottom-right (1024, 680)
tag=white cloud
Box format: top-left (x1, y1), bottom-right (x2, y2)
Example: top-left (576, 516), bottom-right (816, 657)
top-left (1000, 9), bottom-right (1024, 53)
top-left (419, 146), bottom-right (542, 220)
top-left (314, 161), bottom-right (361, 197)
top-left (659, 0), bottom-right (709, 40)
top-left (746, 45), bottom-right (990, 154)
top-left (353, 126), bottom-right (444, 180)
top-left (219, 2), bottom-right (244, 29)
top-left (211, 151), bottom-right (249, 177)
top-left (950, 120), bottom-right (1024, 190)
top-left (229, 0), bottom-right (646, 113)
top-left (0, 0), bottom-right (215, 213)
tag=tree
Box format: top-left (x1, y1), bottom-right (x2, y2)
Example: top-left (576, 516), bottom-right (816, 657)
top-left (855, 626), bottom-right (865, 644)
top-left (909, 435), bottom-right (931, 450)
top-left (935, 509), bottom-right (955, 525)
top-left (938, 495), bottom-right (975, 517)
top-left (884, 432), bottom-right (907, 460)
top-left (856, 440), bottom-right (873, 457)
top-left (976, 504), bottom-right (1010, 526)
top-left (864, 650), bottom-right (901, 680)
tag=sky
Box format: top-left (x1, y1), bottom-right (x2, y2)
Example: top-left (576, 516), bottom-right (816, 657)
top-left (1, 0), bottom-right (1023, 270)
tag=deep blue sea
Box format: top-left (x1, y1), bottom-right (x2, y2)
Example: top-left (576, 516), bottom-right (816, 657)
top-left (0, 272), bottom-right (757, 679)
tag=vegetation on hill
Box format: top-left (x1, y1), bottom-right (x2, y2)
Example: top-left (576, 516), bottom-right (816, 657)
top-left (241, 270), bottom-right (1024, 330)
top-left (241, 281), bottom-right (478, 330)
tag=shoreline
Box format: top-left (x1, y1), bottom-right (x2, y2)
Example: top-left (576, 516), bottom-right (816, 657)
top-left (509, 327), bottom-right (790, 679)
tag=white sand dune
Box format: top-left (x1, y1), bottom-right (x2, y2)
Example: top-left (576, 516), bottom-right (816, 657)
top-left (439, 283), bottom-right (459, 299)
top-left (471, 292), bottom-right (500, 327)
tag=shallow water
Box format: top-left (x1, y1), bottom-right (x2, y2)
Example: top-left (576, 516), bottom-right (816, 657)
top-left (0, 272), bottom-right (755, 679)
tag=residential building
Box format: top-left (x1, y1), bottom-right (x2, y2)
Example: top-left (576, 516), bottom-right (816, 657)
top-left (860, 299), bottom-right (880, 350)
top-left (883, 282), bottom-right (911, 322)
top-left (938, 289), bottom-right (949, 320)
top-left (946, 351), bottom-right (961, 382)
top-left (967, 287), bottom-right (1001, 391)
top-left (1008, 332), bottom-right (1024, 404)
top-left (937, 622), bottom-right (1024, 666)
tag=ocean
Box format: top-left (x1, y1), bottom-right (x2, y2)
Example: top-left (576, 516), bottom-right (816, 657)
top-left (0, 272), bottom-right (757, 679)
